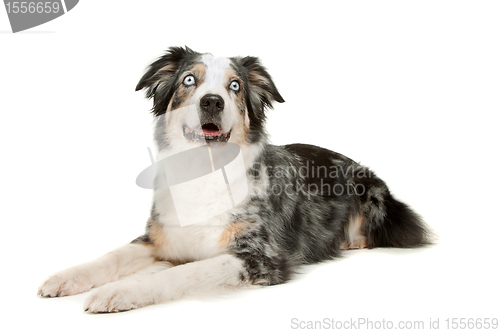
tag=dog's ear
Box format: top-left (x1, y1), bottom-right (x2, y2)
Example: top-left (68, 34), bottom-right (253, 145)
top-left (231, 56), bottom-right (284, 141)
top-left (236, 56), bottom-right (285, 111)
top-left (136, 46), bottom-right (199, 116)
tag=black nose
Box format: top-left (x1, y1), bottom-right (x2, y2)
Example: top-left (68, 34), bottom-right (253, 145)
top-left (200, 94), bottom-right (225, 113)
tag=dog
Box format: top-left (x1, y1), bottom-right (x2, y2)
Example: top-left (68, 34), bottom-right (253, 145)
top-left (38, 46), bottom-right (430, 313)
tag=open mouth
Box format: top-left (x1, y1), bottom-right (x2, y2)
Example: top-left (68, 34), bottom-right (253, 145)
top-left (183, 123), bottom-right (231, 143)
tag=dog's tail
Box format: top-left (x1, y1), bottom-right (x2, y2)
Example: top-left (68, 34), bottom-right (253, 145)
top-left (352, 171), bottom-right (432, 249)
top-left (365, 193), bottom-right (430, 248)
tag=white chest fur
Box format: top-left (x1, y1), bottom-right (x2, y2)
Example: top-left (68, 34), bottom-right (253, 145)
top-left (154, 218), bottom-right (230, 262)
top-left (152, 178), bottom-right (235, 262)
top-left (150, 143), bottom-right (264, 262)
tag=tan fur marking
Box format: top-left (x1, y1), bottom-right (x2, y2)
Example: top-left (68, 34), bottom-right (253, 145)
top-left (342, 215), bottom-right (367, 250)
top-left (228, 106), bottom-right (250, 145)
top-left (248, 71), bottom-right (268, 85)
top-left (218, 221), bottom-right (249, 249)
top-left (223, 68), bottom-right (250, 145)
top-left (148, 220), bottom-right (188, 264)
top-left (224, 68), bottom-right (243, 105)
top-left (341, 238), bottom-right (367, 250)
top-left (167, 63), bottom-right (206, 112)
top-left (224, 68), bottom-right (238, 85)
top-left (149, 221), bottom-right (168, 251)
top-left (191, 63), bottom-right (206, 84)
top-left (159, 63), bottom-right (177, 76)
top-left (166, 98), bottom-right (174, 112)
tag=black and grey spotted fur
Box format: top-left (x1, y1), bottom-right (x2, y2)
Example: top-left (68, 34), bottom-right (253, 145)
top-left (134, 46), bottom-right (430, 286)
top-left (214, 143), bottom-right (428, 285)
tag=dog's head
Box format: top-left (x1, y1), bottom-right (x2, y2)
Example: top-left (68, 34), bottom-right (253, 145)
top-left (136, 47), bottom-right (284, 148)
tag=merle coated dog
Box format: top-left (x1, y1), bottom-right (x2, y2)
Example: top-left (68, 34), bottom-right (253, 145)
top-left (38, 47), bottom-right (430, 313)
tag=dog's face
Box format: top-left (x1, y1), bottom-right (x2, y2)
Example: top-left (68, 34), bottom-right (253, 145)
top-left (136, 47), bottom-right (284, 148)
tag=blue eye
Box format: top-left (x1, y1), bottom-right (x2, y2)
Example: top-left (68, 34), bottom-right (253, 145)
top-left (229, 80), bottom-right (240, 92)
top-left (183, 75), bottom-right (196, 86)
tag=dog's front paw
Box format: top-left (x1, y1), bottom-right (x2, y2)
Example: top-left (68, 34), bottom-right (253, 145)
top-left (38, 267), bottom-right (94, 297)
top-left (84, 280), bottom-right (147, 313)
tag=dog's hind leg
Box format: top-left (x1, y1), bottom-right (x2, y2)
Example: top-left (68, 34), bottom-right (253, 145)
top-left (340, 214), bottom-right (367, 250)
top-left (38, 242), bottom-right (158, 297)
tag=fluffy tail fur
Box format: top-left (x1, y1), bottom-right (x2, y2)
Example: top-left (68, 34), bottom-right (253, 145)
top-left (355, 172), bottom-right (431, 249)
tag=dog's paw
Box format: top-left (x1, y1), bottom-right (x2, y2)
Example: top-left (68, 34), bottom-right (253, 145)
top-left (38, 268), bottom-right (93, 297)
top-left (84, 280), bottom-right (146, 313)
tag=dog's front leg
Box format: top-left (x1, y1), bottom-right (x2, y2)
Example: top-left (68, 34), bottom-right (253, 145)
top-left (38, 243), bottom-right (155, 297)
top-left (84, 254), bottom-right (247, 313)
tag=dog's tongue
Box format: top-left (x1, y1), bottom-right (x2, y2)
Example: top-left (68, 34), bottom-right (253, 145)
top-left (202, 128), bottom-right (221, 136)
top-left (201, 123), bottom-right (221, 136)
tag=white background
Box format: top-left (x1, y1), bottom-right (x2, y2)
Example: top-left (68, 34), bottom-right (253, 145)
top-left (1, 1), bottom-right (499, 332)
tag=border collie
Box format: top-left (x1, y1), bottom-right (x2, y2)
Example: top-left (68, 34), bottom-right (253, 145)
top-left (38, 47), bottom-right (430, 313)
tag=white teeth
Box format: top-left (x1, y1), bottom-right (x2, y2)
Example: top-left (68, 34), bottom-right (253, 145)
top-left (183, 126), bottom-right (231, 142)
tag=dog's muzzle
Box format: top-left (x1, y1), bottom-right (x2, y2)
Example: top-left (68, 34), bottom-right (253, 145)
top-left (183, 94), bottom-right (231, 143)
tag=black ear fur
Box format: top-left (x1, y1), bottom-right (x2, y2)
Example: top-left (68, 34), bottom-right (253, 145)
top-left (231, 56), bottom-right (284, 142)
top-left (238, 56), bottom-right (285, 109)
top-left (136, 46), bottom-right (200, 116)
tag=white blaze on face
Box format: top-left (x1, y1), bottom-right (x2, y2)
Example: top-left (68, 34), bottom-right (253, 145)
top-left (201, 54), bottom-right (231, 90)
top-left (186, 54), bottom-right (240, 136)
